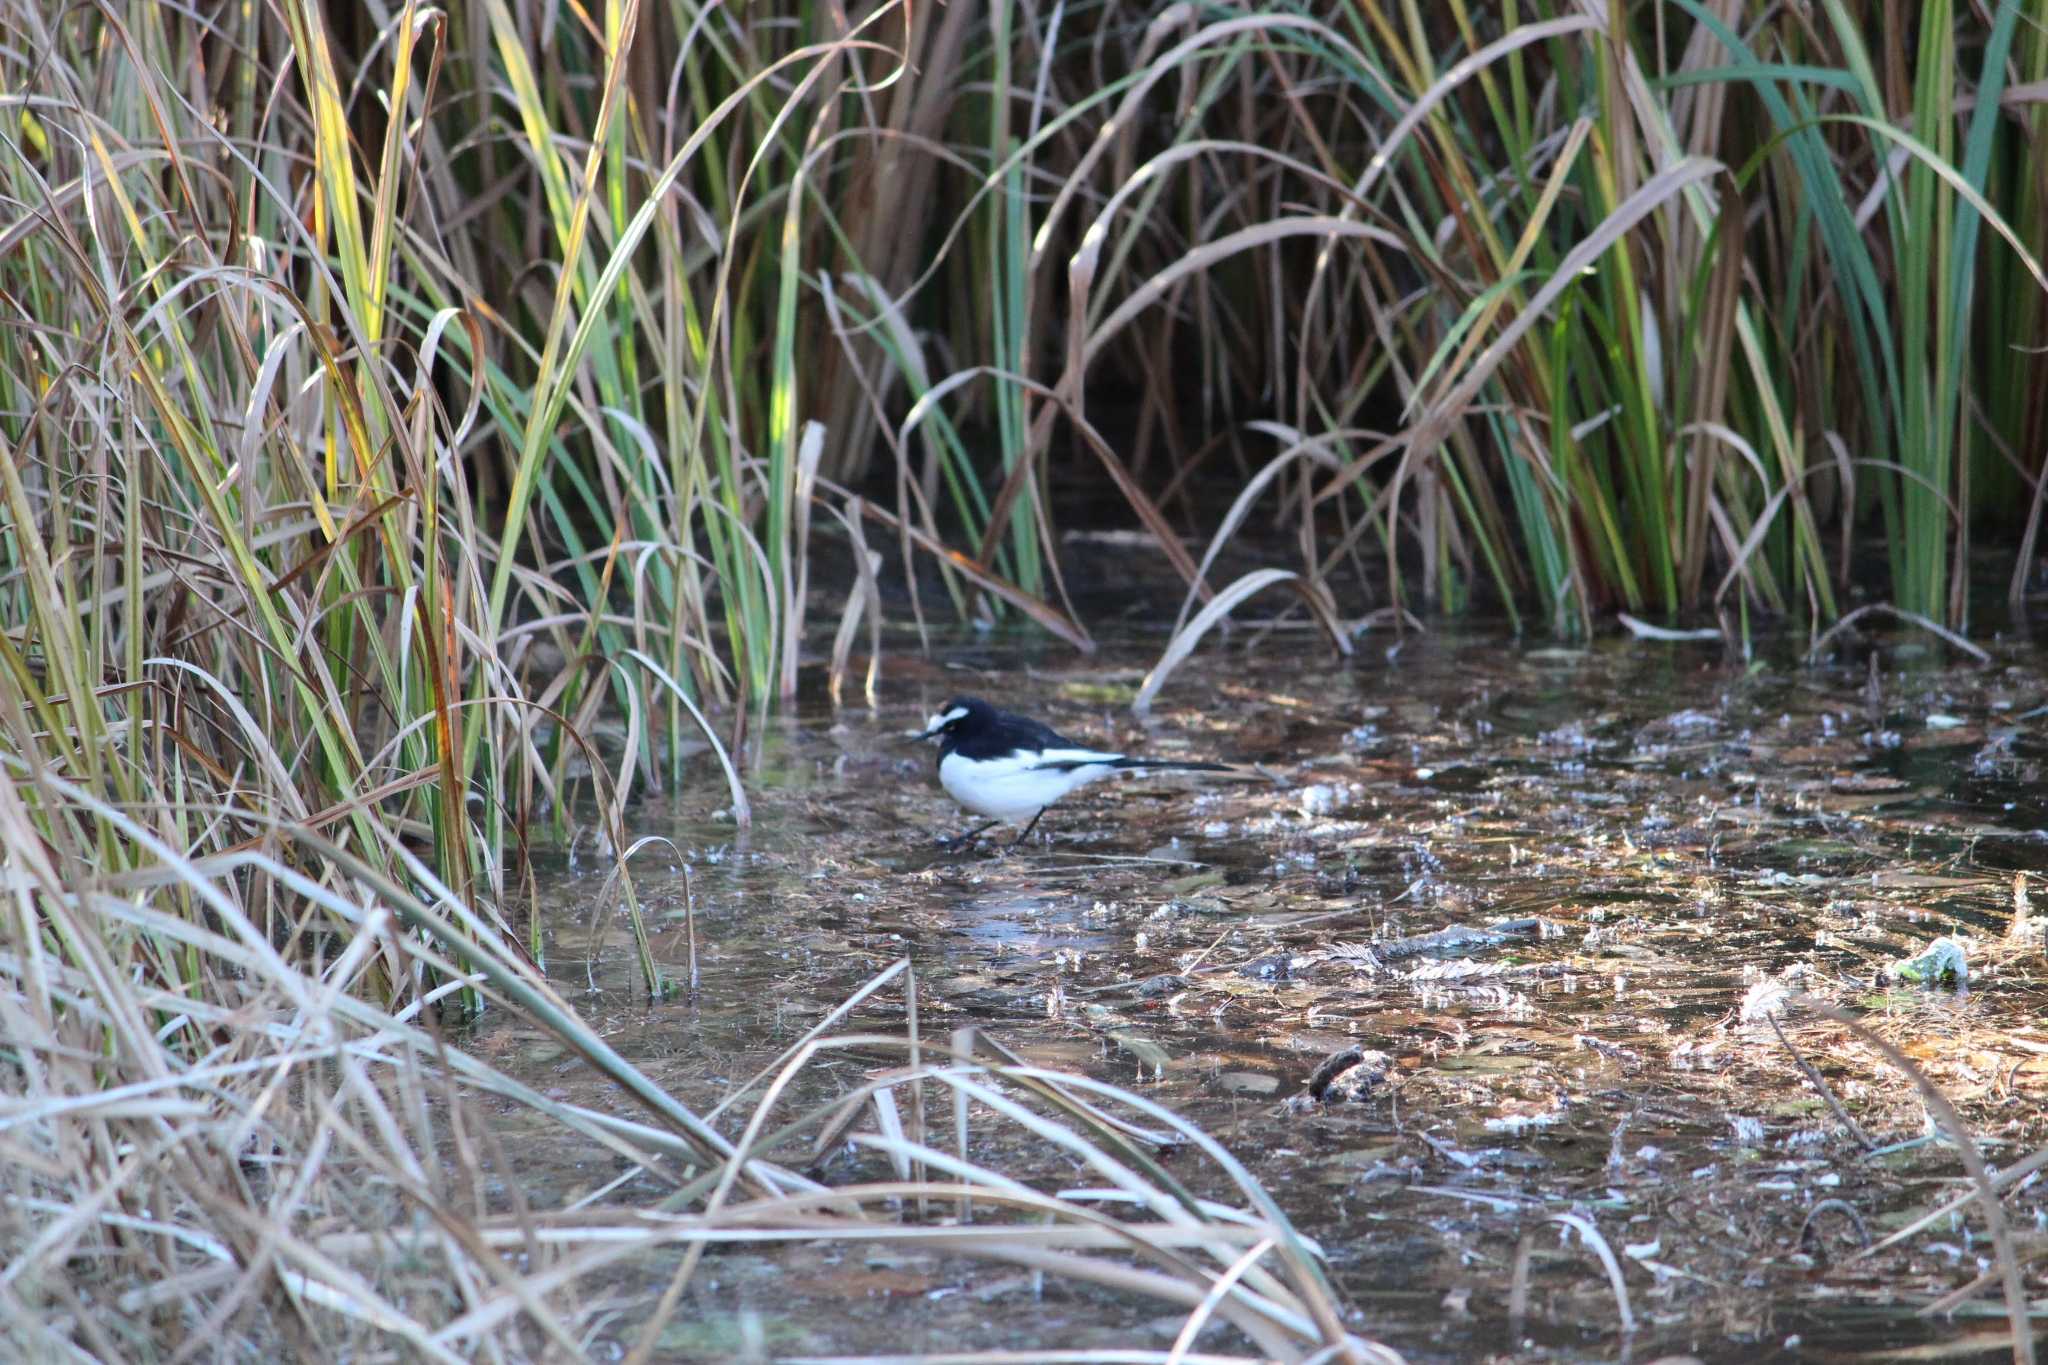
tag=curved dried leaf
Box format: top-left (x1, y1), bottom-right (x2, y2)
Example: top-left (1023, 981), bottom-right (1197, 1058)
top-left (1136, 570), bottom-right (1348, 717)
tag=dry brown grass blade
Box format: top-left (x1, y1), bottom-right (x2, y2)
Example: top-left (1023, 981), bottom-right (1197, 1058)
top-left (1407, 156), bottom-right (1726, 438)
top-left (1370, 156), bottom-right (1720, 596)
top-left (825, 499), bottom-right (884, 706)
top-left (1507, 1212), bottom-right (1637, 1336)
top-left (1709, 469), bottom-right (1826, 609)
top-left (913, 365), bottom-right (1203, 602)
top-left (1167, 423), bottom-right (1348, 640)
top-left (1854, 1137), bottom-right (2048, 1272)
top-left (819, 0), bottom-right (980, 486)
top-left (1356, 13), bottom-right (1603, 202)
top-left (817, 269), bottom-right (954, 646)
top-left (1793, 996), bottom-right (2033, 1365)
top-left (1027, 11), bottom-right (1353, 277)
top-left (1680, 178), bottom-right (1746, 600)
top-left (1135, 569), bottom-right (1349, 718)
top-left (1403, 117), bottom-right (1596, 426)
top-left (1766, 1013), bottom-right (1876, 1150)
top-left (819, 481), bottom-right (1095, 651)
top-left (1804, 604), bottom-right (1992, 665)
top-left (1081, 219), bottom-right (1406, 371)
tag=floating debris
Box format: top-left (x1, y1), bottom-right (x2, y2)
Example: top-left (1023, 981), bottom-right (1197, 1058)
top-left (1314, 916), bottom-right (1555, 971)
top-left (1483, 1099), bottom-right (1569, 1134)
top-left (2009, 872), bottom-right (2036, 942)
top-left (1882, 935), bottom-right (1968, 986)
top-left (1297, 781), bottom-right (1362, 817)
top-left (1740, 963), bottom-right (1812, 1022)
top-left (1617, 611), bottom-right (1722, 642)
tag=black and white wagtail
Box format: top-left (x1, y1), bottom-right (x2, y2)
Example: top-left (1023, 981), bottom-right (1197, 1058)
top-left (912, 696), bottom-right (1232, 847)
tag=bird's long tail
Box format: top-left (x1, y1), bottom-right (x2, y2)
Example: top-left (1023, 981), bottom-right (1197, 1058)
top-left (1028, 753), bottom-right (1233, 775)
top-left (1104, 757), bottom-right (1233, 773)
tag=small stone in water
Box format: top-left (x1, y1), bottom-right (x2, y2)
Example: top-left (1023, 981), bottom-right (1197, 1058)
top-left (1218, 1070), bottom-right (1280, 1095)
top-left (1298, 782), bottom-right (1358, 817)
top-left (1239, 953), bottom-right (1296, 980)
top-left (1132, 973), bottom-right (1187, 999)
top-left (1301, 1045), bottom-right (1391, 1104)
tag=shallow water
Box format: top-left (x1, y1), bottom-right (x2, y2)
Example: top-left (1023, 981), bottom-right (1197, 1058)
top-left (489, 623), bottom-right (2048, 1362)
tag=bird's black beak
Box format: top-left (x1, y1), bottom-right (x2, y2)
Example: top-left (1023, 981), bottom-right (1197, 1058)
top-left (906, 704), bottom-right (963, 743)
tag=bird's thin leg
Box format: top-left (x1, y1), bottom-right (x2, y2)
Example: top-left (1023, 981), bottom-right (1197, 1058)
top-left (938, 819), bottom-right (1002, 849)
top-left (1005, 808), bottom-right (1048, 849)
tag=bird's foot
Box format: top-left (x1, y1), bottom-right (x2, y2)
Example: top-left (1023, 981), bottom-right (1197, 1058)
top-left (937, 820), bottom-right (1001, 851)
top-left (1004, 810), bottom-right (1049, 850)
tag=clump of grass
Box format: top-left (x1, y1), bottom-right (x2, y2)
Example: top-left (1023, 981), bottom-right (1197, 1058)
top-left (874, 4), bottom-right (2048, 649)
top-left (0, 791), bottom-right (1390, 1361)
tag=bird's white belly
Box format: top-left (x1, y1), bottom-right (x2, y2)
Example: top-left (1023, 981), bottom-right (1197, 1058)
top-left (939, 751), bottom-right (1116, 823)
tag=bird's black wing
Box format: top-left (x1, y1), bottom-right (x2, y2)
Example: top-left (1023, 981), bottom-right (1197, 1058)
top-left (948, 706), bottom-right (1108, 762)
top-left (1003, 710), bottom-right (1090, 752)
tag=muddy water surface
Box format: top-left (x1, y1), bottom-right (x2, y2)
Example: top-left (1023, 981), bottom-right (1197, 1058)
top-left (488, 625), bottom-right (2048, 1362)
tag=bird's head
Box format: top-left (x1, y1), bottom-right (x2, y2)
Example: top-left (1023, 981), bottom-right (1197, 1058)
top-left (912, 696), bottom-right (990, 742)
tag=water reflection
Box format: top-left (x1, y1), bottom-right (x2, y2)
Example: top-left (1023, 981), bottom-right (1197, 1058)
top-left (493, 624), bottom-right (2048, 1360)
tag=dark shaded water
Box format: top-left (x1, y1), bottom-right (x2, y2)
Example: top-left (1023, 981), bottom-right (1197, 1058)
top-left (486, 622), bottom-right (2048, 1362)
